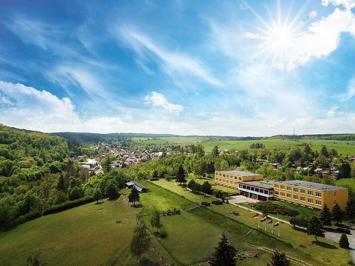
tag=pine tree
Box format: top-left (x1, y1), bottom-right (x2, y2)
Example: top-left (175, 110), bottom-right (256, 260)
top-left (176, 165), bottom-right (186, 184)
top-left (332, 203), bottom-right (343, 223)
top-left (268, 250), bottom-right (290, 266)
top-left (131, 217), bottom-right (150, 256)
top-left (150, 210), bottom-right (161, 232)
top-left (209, 233), bottom-right (237, 266)
top-left (307, 217), bottom-right (324, 242)
top-left (128, 187), bottom-right (140, 207)
top-left (211, 146), bottom-right (219, 157)
top-left (339, 233), bottom-right (349, 249)
top-left (346, 198), bottom-right (355, 219)
top-left (320, 204), bottom-right (332, 226)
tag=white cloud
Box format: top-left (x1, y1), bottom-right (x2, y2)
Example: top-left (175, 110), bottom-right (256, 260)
top-left (340, 76), bottom-right (355, 101)
top-left (144, 91), bottom-right (183, 114)
top-left (210, 3), bottom-right (355, 69)
top-left (321, 0), bottom-right (355, 9)
top-left (117, 26), bottom-right (222, 87)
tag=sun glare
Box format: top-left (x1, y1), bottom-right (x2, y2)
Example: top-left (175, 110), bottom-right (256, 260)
top-left (266, 24), bottom-right (295, 51)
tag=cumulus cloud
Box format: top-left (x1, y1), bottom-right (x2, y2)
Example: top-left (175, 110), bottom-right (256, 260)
top-left (117, 26), bottom-right (222, 87)
top-left (321, 0), bottom-right (355, 9)
top-left (144, 91), bottom-right (183, 114)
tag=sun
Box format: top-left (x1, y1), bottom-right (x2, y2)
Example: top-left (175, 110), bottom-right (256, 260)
top-left (266, 24), bottom-right (295, 52)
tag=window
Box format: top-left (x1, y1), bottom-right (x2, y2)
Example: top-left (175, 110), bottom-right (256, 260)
top-left (308, 191), bottom-right (313, 196)
top-left (315, 200), bottom-right (321, 206)
top-left (293, 195), bottom-right (298, 199)
top-left (308, 198), bottom-right (313, 203)
top-left (293, 188), bottom-right (298, 192)
top-left (300, 189), bottom-right (305, 194)
top-left (280, 192), bottom-right (285, 196)
top-left (315, 192), bottom-right (322, 197)
top-left (275, 191), bottom-right (279, 195)
top-left (300, 197), bottom-right (305, 201)
top-left (287, 186), bottom-right (291, 191)
top-left (274, 184), bottom-right (279, 188)
top-left (280, 185), bottom-right (285, 189)
top-left (287, 194), bottom-right (291, 198)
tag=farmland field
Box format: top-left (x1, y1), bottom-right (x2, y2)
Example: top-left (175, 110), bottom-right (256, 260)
top-left (133, 137), bottom-right (355, 155)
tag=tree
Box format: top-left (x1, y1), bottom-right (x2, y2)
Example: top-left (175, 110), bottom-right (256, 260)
top-left (320, 146), bottom-right (329, 158)
top-left (93, 187), bottom-right (102, 204)
top-left (268, 250), bottom-right (290, 266)
top-left (150, 210), bottom-right (161, 232)
top-left (209, 233), bottom-right (237, 266)
top-left (102, 156), bottom-right (112, 173)
top-left (320, 204), bottom-right (332, 226)
top-left (131, 217), bottom-right (150, 256)
top-left (332, 203), bottom-right (343, 223)
top-left (68, 186), bottom-right (84, 200)
top-left (307, 217), bottom-right (324, 241)
top-left (339, 233), bottom-right (349, 249)
top-left (105, 182), bottom-right (119, 200)
top-left (176, 165), bottom-right (186, 184)
top-left (346, 198), bottom-right (355, 219)
top-left (338, 162), bottom-right (351, 178)
top-left (211, 146), bottom-right (219, 157)
top-left (151, 170), bottom-right (158, 180)
top-left (201, 181), bottom-right (213, 195)
top-left (128, 187), bottom-right (140, 207)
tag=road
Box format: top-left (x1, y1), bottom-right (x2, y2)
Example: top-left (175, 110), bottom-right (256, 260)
top-left (325, 228), bottom-right (355, 263)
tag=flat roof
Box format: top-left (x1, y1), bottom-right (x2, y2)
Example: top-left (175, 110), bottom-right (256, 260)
top-left (216, 170), bottom-right (262, 176)
top-left (240, 181), bottom-right (274, 189)
top-left (277, 180), bottom-right (346, 191)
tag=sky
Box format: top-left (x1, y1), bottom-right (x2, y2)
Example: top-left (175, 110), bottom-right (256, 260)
top-left (0, 0), bottom-right (354, 136)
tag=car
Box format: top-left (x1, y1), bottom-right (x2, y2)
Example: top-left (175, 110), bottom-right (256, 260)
top-left (337, 227), bottom-right (351, 234)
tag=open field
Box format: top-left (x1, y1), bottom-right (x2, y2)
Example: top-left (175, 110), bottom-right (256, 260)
top-left (0, 200), bottom-right (143, 266)
top-left (151, 179), bottom-right (351, 265)
top-left (133, 137), bottom-right (355, 155)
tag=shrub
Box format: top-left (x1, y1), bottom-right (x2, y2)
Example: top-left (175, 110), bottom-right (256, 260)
top-left (159, 228), bottom-right (168, 239)
top-left (289, 216), bottom-right (309, 228)
top-left (212, 200), bottom-right (223, 205)
top-left (201, 201), bottom-right (211, 206)
top-left (43, 196), bottom-right (94, 215)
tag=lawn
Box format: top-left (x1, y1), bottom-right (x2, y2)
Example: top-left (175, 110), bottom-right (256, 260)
top-left (336, 178), bottom-right (355, 192)
top-left (150, 179), bottom-right (351, 266)
top-left (0, 199), bottom-right (170, 266)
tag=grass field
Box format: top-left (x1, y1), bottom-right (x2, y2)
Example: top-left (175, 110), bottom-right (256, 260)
top-left (0, 200), bottom-right (142, 266)
top-left (133, 137), bottom-right (355, 155)
top-left (336, 178), bottom-right (355, 192)
top-left (151, 179), bottom-right (351, 265)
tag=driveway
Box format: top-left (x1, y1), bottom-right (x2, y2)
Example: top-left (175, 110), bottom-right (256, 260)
top-left (229, 195), bottom-right (259, 204)
top-left (325, 229), bottom-right (355, 262)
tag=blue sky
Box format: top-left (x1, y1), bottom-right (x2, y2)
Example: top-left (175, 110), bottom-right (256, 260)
top-left (0, 0), bottom-right (354, 136)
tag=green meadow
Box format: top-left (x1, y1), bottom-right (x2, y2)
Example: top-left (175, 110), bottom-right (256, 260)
top-left (133, 137), bottom-right (355, 155)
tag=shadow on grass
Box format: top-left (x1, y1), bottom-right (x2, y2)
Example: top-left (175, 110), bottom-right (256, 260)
top-left (313, 240), bottom-right (338, 249)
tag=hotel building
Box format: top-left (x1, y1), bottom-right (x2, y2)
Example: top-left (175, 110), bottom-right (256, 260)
top-left (214, 170), bottom-right (263, 190)
top-left (273, 180), bottom-right (348, 210)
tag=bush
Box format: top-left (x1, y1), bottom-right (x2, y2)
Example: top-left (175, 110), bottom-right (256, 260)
top-left (253, 202), bottom-right (299, 217)
top-left (212, 200), bottom-right (223, 205)
top-left (289, 216), bottom-right (309, 228)
top-left (15, 210), bottom-right (42, 226)
top-left (159, 228), bottom-right (168, 238)
top-left (43, 196), bottom-right (94, 215)
top-left (201, 201), bottom-right (211, 206)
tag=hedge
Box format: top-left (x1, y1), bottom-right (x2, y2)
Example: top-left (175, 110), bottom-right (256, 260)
top-left (43, 196), bottom-right (95, 215)
top-left (252, 201), bottom-right (299, 217)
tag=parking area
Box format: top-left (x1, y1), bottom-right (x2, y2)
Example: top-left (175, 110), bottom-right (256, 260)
top-left (229, 195), bottom-right (260, 204)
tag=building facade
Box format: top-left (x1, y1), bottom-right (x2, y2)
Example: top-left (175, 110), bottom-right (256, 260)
top-left (215, 170), bottom-right (263, 190)
top-left (239, 181), bottom-right (274, 200)
top-left (273, 180), bottom-right (348, 210)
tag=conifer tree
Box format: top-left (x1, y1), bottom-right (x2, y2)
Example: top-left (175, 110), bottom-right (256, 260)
top-left (339, 233), bottom-right (349, 249)
top-left (307, 217), bottom-right (324, 242)
top-left (320, 204), bottom-right (332, 226)
top-left (176, 165), bottom-right (186, 184)
top-left (268, 250), bottom-right (290, 266)
top-left (128, 187), bottom-right (140, 207)
top-left (209, 233), bottom-right (237, 266)
top-left (332, 203), bottom-right (343, 223)
top-left (131, 217), bottom-right (150, 256)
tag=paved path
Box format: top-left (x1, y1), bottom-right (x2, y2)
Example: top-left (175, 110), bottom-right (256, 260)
top-left (325, 229), bottom-right (355, 263)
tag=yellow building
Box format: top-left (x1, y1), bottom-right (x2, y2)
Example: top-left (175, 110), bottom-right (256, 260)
top-left (215, 170), bottom-right (263, 190)
top-left (273, 180), bottom-right (348, 210)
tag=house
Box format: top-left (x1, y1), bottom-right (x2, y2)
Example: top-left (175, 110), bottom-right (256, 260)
top-left (273, 180), bottom-right (348, 210)
top-left (125, 181), bottom-right (149, 193)
top-left (80, 159), bottom-right (98, 171)
top-left (214, 170), bottom-right (263, 190)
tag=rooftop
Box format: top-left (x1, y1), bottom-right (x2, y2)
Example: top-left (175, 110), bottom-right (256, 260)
top-left (277, 180), bottom-right (346, 191)
top-left (240, 181), bottom-right (274, 189)
top-left (216, 170), bottom-right (262, 177)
